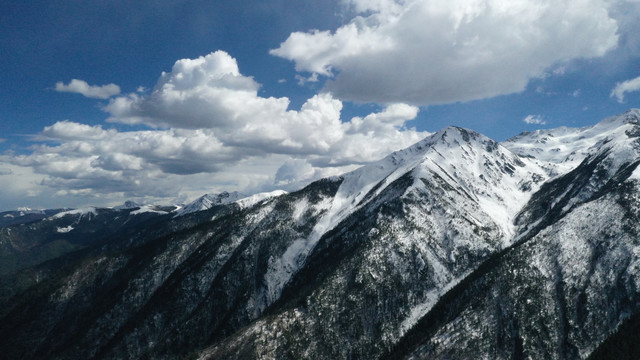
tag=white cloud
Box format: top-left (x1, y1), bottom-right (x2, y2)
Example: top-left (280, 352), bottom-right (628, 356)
top-left (523, 114), bottom-right (546, 125)
top-left (274, 159), bottom-right (316, 185)
top-left (55, 79), bottom-right (121, 99)
top-left (105, 50), bottom-right (425, 158)
top-left (296, 73), bottom-right (319, 86)
top-left (271, 0), bottom-right (619, 105)
top-left (0, 160), bottom-right (49, 210)
top-left (7, 51), bottom-right (428, 207)
top-left (40, 120), bottom-right (117, 141)
top-left (610, 75), bottom-right (640, 103)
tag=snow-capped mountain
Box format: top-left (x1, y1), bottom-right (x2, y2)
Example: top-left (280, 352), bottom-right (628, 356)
top-left (504, 108), bottom-right (640, 175)
top-left (1, 110), bottom-right (640, 360)
top-left (114, 200), bottom-right (143, 210)
top-left (0, 207), bottom-right (67, 227)
top-left (173, 191), bottom-right (247, 217)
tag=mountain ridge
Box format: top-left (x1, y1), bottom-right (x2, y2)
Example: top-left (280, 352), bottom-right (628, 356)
top-left (1, 109), bottom-right (639, 359)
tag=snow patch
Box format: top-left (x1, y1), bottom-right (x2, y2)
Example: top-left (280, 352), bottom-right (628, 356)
top-left (50, 207), bottom-right (97, 220)
top-left (236, 190), bottom-right (287, 209)
top-left (292, 197), bottom-right (309, 224)
top-left (504, 109), bottom-right (640, 174)
top-left (174, 191), bottom-right (247, 217)
top-left (130, 205), bottom-right (168, 215)
top-left (56, 225), bottom-right (74, 233)
top-left (400, 277), bottom-right (463, 334)
top-left (629, 165), bottom-right (640, 181)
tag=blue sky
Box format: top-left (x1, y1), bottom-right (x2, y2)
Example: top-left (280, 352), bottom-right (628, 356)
top-left (1, 0), bottom-right (639, 211)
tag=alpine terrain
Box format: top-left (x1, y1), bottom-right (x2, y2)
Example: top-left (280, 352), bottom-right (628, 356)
top-left (1, 109), bottom-right (640, 359)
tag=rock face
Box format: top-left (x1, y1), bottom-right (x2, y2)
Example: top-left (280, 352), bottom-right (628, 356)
top-left (1, 109), bottom-right (640, 360)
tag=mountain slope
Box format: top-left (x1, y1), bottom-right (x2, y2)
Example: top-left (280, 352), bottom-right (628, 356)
top-left (388, 109), bottom-right (640, 359)
top-left (0, 110), bottom-right (639, 360)
top-left (173, 191), bottom-right (247, 217)
top-left (198, 126), bottom-right (550, 359)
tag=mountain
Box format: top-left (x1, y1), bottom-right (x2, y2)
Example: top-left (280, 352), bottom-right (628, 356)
top-left (0, 207), bottom-right (67, 228)
top-left (389, 109), bottom-right (640, 359)
top-left (0, 109), bottom-right (639, 359)
top-left (173, 191), bottom-right (247, 217)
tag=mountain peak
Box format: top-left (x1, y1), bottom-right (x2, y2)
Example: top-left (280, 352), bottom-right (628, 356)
top-left (603, 108), bottom-right (640, 125)
top-left (173, 191), bottom-right (247, 217)
top-left (503, 109), bottom-right (640, 173)
top-left (4, 110), bottom-right (640, 360)
top-left (434, 125), bottom-right (499, 150)
top-left (114, 200), bottom-right (142, 210)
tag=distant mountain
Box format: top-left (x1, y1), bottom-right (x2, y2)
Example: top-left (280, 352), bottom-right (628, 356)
top-left (1, 109), bottom-right (639, 359)
top-left (0, 208), bottom-right (67, 228)
top-left (173, 191), bottom-right (247, 217)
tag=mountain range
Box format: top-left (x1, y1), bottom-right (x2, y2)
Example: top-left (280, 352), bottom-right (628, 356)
top-left (1, 109), bottom-right (640, 359)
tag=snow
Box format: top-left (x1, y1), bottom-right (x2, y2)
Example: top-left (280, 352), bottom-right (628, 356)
top-left (236, 190), bottom-right (287, 209)
top-left (56, 225), bottom-right (74, 233)
top-left (114, 200), bottom-right (142, 210)
top-left (504, 109), bottom-right (640, 173)
top-left (263, 238), bottom-right (308, 305)
top-left (410, 127), bottom-right (548, 243)
top-left (629, 165), bottom-right (640, 181)
top-left (130, 205), bottom-right (168, 215)
top-left (50, 207), bottom-right (97, 220)
top-left (400, 273), bottom-right (468, 334)
top-left (174, 191), bottom-right (247, 217)
top-left (263, 126), bottom-right (549, 306)
top-left (291, 197), bottom-right (309, 224)
top-left (261, 111), bottom-right (640, 326)
top-left (16, 207), bottom-right (46, 216)
top-left (262, 141), bottom-right (437, 304)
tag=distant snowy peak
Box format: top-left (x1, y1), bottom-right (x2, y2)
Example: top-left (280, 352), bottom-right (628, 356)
top-left (16, 207), bottom-right (46, 216)
top-left (130, 205), bottom-right (169, 216)
top-left (174, 191), bottom-right (247, 217)
top-left (236, 190), bottom-right (288, 209)
top-left (503, 109), bottom-right (640, 174)
top-left (114, 200), bottom-right (143, 210)
top-left (49, 207), bottom-right (98, 220)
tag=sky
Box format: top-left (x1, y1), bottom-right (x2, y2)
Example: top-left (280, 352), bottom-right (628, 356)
top-left (1, 0), bottom-right (640, 211)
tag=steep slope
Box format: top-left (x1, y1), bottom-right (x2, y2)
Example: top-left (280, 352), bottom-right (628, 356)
top-left (0, 126), bottom-right (546, 360)
top-left (2, 110), bottom-right (639, 360)
top-left (503, 108), bottom-right (640, 175)
top-left (389, 109), bottom-right (640, 359)
top-left (0, 180), bottom-right (342, 359)
top-left (0, 208), bottom-right (67, 228)
top-left (199, 127), bottom-right (548, 359)
top-left (0, 206), bottom-right (170, 279)
top-left (173, 191), bottom-right (247, 217)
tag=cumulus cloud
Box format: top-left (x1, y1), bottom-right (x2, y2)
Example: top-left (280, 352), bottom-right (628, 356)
top-left (40, 120), bottom-right (117, 141)
top-left (271, 0), bottom-right (619, 105)
top-left (8, 51), bottom-right (428, 205)
top-left (274, 159), bottom-right (316, 185)
top-left (55, 79), bottom-right (121, 99)
top-left (105, 50), bottom-right (425, 158)
top-left (611, 75), bottom-right (640, 103)
top-left (523, 114), bottom-right (546, 125)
